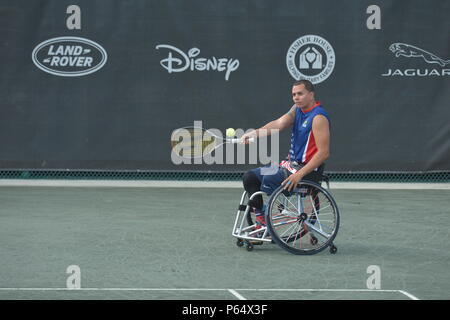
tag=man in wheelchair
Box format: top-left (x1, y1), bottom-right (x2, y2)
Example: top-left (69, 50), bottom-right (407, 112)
top-left (240, 79), bottom-right (330, 235)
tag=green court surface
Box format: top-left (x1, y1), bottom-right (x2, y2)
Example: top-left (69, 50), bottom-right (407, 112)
top-left (0, 186), bottom-right (449, 300)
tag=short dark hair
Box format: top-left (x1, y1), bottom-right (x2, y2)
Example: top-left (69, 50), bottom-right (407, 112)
top-left (293, 79), bottom-right (315, 92)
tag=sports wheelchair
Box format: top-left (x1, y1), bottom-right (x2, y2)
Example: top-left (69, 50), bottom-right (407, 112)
top-left (232, 174), bottom-right (339, 255)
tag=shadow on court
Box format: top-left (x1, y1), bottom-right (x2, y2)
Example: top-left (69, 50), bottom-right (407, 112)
top-left (0, 186), bottom-right (449, 300)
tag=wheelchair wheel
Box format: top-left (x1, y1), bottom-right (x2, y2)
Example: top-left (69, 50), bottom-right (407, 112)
top-left (266, 180), bottom-right (339, 255)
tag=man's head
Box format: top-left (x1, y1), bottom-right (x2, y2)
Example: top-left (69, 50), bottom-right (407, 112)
top-left (292, 80), bottom-right (315, 109)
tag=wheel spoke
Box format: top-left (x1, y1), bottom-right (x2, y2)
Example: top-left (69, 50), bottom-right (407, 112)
top-left (267, 181), bottom-right (339, 255)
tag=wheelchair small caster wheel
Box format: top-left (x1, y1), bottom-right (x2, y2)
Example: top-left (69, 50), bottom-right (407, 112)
top-left (236, 239), bottom-right (244, 247)
top-left (329, 245), bottom-right (337, 254)
top-left (310, 236), bottom-right (318, 245)
top-left (245, 241), bottom-right (254, 252)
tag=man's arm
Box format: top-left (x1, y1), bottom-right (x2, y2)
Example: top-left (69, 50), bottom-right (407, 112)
top-left (242, 107), bottom-right (296, 142)
top-left (282, 114), bottom-right (330, 190)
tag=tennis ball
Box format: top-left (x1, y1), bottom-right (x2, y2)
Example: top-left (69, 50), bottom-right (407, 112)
top-left (226, 128), bottom-right (236, 137)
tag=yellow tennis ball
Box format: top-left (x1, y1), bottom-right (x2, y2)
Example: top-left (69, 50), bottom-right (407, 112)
top-left (226, 128), bottom-right (236, 137)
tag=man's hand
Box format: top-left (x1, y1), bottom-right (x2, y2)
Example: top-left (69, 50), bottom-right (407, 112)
top-left (281, 171), bottom-right (305, 192)
top-left (240, 111), bottom-right (295, 144)
top-left (240, 130), bottom-right (257, 144)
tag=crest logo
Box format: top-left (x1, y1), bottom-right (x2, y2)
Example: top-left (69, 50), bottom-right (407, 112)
top-left (286, 35), bottom-right (335, 84)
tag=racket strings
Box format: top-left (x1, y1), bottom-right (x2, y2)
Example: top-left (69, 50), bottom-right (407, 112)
top-left (171, 129), bottom-right (218, 157)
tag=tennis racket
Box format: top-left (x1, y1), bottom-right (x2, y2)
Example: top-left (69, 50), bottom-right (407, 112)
top-left (171, 126), bottom-right (254, 158)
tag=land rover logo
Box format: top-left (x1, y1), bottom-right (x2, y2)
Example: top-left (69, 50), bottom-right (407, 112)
top-left (32, 36), bottom-right (107, 77)
top-left (286, 35), bottom-right (335, 84)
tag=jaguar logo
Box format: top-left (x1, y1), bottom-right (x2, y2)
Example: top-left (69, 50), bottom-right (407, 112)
top-left (382, 42), bottom-right (450, 77)
top-left (389, 43), bottom-right (450, 67)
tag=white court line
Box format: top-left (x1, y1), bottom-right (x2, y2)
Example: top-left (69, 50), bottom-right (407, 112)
top-left (0, 179), bottom-right (449, 190)
top-left (0, 288), bottom-right (419, 300)
top-left (398, 290), bottom-right (420, 300)
top-left (237, 288), bottom-right (420, 300)
top-left (227, 289), bottom-right (247, 300)
top-left (0, 288), bottom-right (224, 291)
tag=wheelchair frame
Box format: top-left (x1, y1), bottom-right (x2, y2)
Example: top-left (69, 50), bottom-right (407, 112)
top-left (231, 175), bottom-right (339, 254)
top-left (232, 190), bottom-right (272, 246)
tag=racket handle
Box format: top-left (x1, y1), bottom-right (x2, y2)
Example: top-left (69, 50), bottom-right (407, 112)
top-left (230, 137), bottom-right (255, 144)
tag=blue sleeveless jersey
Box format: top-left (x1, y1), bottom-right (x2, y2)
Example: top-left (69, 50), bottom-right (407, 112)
top-left (288, 102), bottom-right (330, 164)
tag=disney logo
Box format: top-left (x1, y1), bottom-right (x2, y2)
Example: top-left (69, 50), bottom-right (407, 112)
top-left (156, 44), bottom-right (239, 81)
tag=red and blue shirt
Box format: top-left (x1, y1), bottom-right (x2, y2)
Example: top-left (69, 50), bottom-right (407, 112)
top-left (288, 102), bottom-right (330, 164)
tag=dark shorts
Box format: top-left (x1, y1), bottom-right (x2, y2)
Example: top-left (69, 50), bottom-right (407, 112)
top-left (250, 163), bottom-right (324, 196)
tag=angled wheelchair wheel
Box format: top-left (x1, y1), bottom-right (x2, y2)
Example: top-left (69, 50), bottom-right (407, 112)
top-left (266, 180), bottom-right (340, 255)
